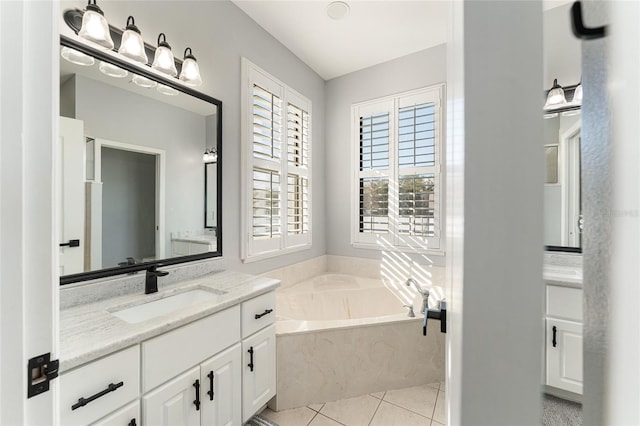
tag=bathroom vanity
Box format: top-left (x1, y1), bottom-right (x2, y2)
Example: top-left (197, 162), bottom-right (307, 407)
top-left (58, 271), bottom-right (278, 425)
top-left (543, 265), bottom-right (583, 398)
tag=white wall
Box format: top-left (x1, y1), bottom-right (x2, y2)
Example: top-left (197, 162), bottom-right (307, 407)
top-left (544, 3), bottom-right (582, 88)
top-left (60, 0), bottom-right (327, 275)
top-left (447, 1), bottom-right (543, 424)
top-left (325, 45), bottom-right (447, 268)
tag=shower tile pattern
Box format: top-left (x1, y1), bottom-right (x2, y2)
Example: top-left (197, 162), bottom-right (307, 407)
top-left (262, 383), bottom-right (447, 426)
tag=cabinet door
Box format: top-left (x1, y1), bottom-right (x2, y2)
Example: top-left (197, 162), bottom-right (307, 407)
top-left (91, 400), bottom-right (139, 426)
top-left (143, 366), bottom-right (200, 426)
top-left (242, 324), bottom-right (276, 422)
top-left (546, 318), bottom-right (583, 394)
top-left (200, 344), bottom-right (242, 426)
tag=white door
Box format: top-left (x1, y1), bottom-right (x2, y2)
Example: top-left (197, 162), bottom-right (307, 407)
top-left (242, 325), bottom-right (276, 422)
top-left (0, 0), bottom-right (57, 424)
top-left (143, 366), bottom-right (201, 426)
top-left (201, 344), bottom-right (242, 426)
top-left (58, 117), bottom-right (86, 275)
top-left (546, 318), bottom-right (583, 394)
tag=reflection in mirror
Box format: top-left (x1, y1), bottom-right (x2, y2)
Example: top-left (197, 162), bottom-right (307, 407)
top-left (543, 110), bottom-right (581, 250)
top-left (58, 38), bottom-right (221, 283)
top-left (205, 162), bottom-right (217, 229)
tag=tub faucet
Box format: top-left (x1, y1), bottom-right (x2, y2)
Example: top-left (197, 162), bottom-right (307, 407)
top-left (406, 278), bottom-right (430, 313)
top-left (145, 265), bottom-right (169, 294)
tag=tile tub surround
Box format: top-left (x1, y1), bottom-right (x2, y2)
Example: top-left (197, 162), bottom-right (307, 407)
top-left (271, 319), bottom-right (445, 411)
top-left (59, 270), bottom-right (279, 372)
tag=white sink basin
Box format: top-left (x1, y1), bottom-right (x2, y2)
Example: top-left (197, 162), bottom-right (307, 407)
top-left (111, 289), bottom-right (222, 324)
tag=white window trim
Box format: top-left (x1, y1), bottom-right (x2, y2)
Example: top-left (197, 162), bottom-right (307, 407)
top-left (241, 57), bottom-right (312, 262)
top-left (350, 84), bottom-right (445, 255)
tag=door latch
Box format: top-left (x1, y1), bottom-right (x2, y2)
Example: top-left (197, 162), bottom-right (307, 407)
top-left (27, 353), bottom-right (59, 398)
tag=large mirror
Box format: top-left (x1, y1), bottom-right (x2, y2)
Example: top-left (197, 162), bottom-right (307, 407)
top-left (58, 34), bottom-right (222, 284)
top-left (543, 107), bottom-right (581, 252)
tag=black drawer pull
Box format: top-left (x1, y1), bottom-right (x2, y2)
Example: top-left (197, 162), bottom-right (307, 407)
top-left (128, 419), bottom-right (136, 426)
top-left (248, 347), bottom-right (254, 372)
top-left (552, 326), bottom-right (557, 347)
top-left (71, 381), bottom-right (123, 410)
top-left (207, 371), bottom-right (214, 401)
top-left (255, 309), bottom-right (273, 320)
top-left (193, 379), bottom-right (200, 411)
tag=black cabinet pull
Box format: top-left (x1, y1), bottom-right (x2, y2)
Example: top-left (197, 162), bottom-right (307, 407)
top-left (248, 347), bottom-right (254, 372)
top-left (59, 239), bottom-right (80, 248)
top-left (71, 381), bottom-right (123, 410)
top-left (193, 379), bottom-right (200, 411)
top-left (207, 371), bottom-right (214, 401)
top-left (255, 309), bottom-right (273, 320)
top-left (128, 419), bottom-right (136, 426)
top-left (552, 326), bottom-right (557, 347)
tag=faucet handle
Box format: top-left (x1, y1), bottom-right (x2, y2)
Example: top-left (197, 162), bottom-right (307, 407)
top-left (403, 304), bottom-right (415, 317)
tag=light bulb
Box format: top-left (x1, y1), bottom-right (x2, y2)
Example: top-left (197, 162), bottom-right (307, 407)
top-left (179, 48), bottom-right (203, 86)
top-left (118, 16), bottom-right (148, 64)
top-left (544, 79), bottom-right (567, 110)
top-left (78, 1), bottom-right (114, 50)
top-left (151, 33), bottom-right (177, 77)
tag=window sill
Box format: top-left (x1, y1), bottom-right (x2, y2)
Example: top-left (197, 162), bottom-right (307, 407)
top-left (242, 243), bottom-right (312, 264)
top-left (351, 242), bottom-right (445, 256)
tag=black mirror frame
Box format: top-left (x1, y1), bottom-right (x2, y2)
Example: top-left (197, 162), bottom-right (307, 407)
top-left (59, 35), bottom-right (223, 285)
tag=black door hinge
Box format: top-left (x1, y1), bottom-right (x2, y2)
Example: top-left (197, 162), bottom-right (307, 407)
top-left (27, 353), bottom-right (59, 398)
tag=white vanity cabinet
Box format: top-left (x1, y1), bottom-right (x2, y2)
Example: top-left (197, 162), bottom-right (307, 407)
top-left (143, 366), bottom-right (201, 426)
top-left (241, 291), bottom-right (277, 422)
top-left (545, 284), bottom-right (583, 395)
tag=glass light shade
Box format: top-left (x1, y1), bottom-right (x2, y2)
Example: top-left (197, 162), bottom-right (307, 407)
top-left (544, 79), bottom-right (567, 110)
top-left (157, 84), bottom-right (179, 96)
top-left (119, 29), bottom-right (148, 64)
top-left (99, 61), bottom-right (128, 78)
top-left (572, 84), bottom-right (583, 104)
top-left (179, 57), bottom-right (202, 86)
top-left (132, 74), bottom-right (157, 88)
top-left (78, 9), bottom-right (114, 50)
top-left (151, 34), bottom-right (178, 77)
top-left (203, 148), bottom-right (217, 163)
top-left (61, 47), bottom-right (95, 66)
top-left (179, 48), bottom-right (202, 86)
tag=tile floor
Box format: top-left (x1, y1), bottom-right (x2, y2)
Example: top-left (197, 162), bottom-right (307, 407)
top-left (261, 382), bottom-right (446, 426)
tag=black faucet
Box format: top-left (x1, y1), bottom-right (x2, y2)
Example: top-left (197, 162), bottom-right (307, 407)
top-left (145, 265), bottom-right (169, 294)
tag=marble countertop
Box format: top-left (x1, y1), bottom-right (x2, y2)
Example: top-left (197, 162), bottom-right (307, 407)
top-left (543, 265), bottom-right (583, 288)
top-left (59, 270), bottom-right (279, 372)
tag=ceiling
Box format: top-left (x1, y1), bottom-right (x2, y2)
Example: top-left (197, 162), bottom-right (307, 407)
top-left (232, 1), bottom-right (449, 81)
top-left (232, 1), bottom-right (573, 81)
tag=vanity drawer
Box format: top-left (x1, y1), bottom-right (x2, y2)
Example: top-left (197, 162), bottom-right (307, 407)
top-left (60, 345), bottom-right (140, 426)
top-left (242, 291), bottom-right (276, 338)
top-left (91, 400), bottom-right (139, 426)
top-left (142, 305), bottom-right (240, 392)
top-left (546, 285), bottom-right (582, 321)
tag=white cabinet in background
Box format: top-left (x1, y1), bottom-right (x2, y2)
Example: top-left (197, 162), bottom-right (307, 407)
top-left (242, 324), bottom-right (276, 422)
top-left (545, 284), bottom-right (583, 395)
top-left (143, 366), bottom-right (200, 426)
top-left (546, 318), bottom-right (583, 394)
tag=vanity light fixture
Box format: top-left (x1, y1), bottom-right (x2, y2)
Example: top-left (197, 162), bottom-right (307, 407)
top-left (98, 61), bottom-right (128, 78)
top-left (203, 148), bottom-right (217, 163)
top-left (77, 0), bottom-right (114, 50)
top-left (544, 78), bottom-right (567, 110)
top-left (179, 48), bottom-right (203, 87)
top-left (61, 46), bottom-right (95, 66)
top-left (118, 16), bottom-right (148, 64)
top-left (151, 33), bottom-right (178, 77)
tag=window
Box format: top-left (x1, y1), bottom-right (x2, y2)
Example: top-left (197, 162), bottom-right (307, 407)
top-left (351, 85), bottom-right (444, 253)
top-left (241, 58), bottom-right (312, 261)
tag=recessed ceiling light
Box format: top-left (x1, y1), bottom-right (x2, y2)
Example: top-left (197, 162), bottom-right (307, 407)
top-left (327, 1), bottom-right (350, 20)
